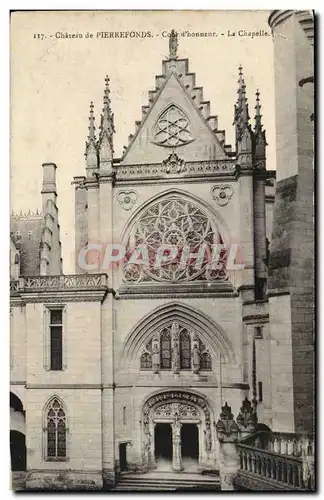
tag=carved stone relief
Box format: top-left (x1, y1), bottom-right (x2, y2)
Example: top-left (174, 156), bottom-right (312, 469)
top-left (211, 184), bottom-right (234, 206)
top-left (117, 189), bottom-right (137, 211)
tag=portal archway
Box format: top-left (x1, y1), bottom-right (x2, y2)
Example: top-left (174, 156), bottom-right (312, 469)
top-left (10, 392), bottom-right (26, 472)
top-left (141, 390), bottom-right (216, 472)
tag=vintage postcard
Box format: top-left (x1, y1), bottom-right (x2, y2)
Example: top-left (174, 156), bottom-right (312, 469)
top-left (10, 10), bottom-right (315, 492)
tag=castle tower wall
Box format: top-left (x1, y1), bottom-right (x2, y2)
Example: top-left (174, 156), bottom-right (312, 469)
top-left (268, 10), bottom-right (314, 432)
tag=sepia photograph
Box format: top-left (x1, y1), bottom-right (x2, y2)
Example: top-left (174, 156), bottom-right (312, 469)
top-left (9, 9), bottom-right (315, 492)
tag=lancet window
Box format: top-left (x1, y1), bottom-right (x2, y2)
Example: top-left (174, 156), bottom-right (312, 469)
top-left (45, 397), bottom-right (67, 460)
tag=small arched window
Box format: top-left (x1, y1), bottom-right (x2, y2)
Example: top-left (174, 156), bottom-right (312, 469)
top-left (160, 330), bottom-right (171, 369)
top-left (200, 352), bottom-right (212, 370)
top-left (45, 398), bottom-right (67, 460)
top-left (180, 329), bottom-right (191, 369)
top-left (140, 352), bottom-right (152, 370)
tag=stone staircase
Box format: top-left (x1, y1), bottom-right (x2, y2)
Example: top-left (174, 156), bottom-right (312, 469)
top-left (113, 471), bottom-right (221, 491)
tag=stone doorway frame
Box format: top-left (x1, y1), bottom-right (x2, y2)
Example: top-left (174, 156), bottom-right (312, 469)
top-left (141, 390), bottom-right (216, 472)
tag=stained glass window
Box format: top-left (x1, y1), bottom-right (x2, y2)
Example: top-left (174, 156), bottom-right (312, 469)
top-left (200, 352), bottom-right (212, 370)
top-left (180, 329), bottom-right (191, 369)
top-left (153, 105), bottom-right (194, 147)
top-left (140, 352), bottom-right (152, 369)
top-left (46, 398), bottom-right (66, 459)
top-left (160, 330), bottom-right (171, 369)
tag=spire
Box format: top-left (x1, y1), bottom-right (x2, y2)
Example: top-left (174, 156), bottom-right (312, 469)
top-left (252, 88), bottom-right (266, 166)
top-left (85, 101), bottom-right (98, 173)
top-left (98, 75), bottom-right (114, 164)
top-left (169, 29), bottom-right (178, 60)
top-left (88, 101), bottom-right (96, 142)
top-left (233, 65), bottom-right (252, 156)
top-left (235, 65), bottom-right (249, 124)
top-left (254, 89), bottom-right (262, 135)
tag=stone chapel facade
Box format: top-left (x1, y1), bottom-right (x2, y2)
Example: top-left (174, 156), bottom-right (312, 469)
top-left (10, 15), bottom-right (314, 490)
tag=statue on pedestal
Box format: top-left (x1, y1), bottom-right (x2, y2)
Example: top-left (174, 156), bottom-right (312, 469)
top-left (169, 29), bottom-right (178, 59)
top-left (152, 339), bottom-right (160, 373)
top-left (171, 322), bottom-right (180, 374)
top-left (204, 420), bottom-right (212, 453)
top-left (142, 411), bottom-right (152, 466)
top-left (172, 412), bottom-right (183, 471)
top-left (192, 343), bottom-right (200, 373)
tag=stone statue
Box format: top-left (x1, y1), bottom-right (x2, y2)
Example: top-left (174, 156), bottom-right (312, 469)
top-left (173, 412), bottom-right (181, 440)
top-left (152, 341), bottom-right (160, 373)
top-left (172, 341), bottom-right (180, 374)
top-left (142, 412), bottom-right (152, 465)
top-left (169, 29), bottom-right (178, 59)
top-left (192, 343), bottom-right (200, 373)
top-left (171, 322), bottom-right (180, 373)
top-left (204, 421), bottom-right (212, 453)
top-left (171, 321), bottom-right (179, 338)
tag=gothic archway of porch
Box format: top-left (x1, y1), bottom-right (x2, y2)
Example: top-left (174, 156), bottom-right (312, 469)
top-left (140, 388), bottom-right (219, 473)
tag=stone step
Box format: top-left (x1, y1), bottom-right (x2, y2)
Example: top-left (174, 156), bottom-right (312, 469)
top-left (114, 474), bottom-right (221, 491)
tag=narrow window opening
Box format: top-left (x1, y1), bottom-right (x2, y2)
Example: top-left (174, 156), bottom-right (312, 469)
top-left (50, 309), bottom-right (63, 371)
top-left (258, 381), bottom-right (263, 403)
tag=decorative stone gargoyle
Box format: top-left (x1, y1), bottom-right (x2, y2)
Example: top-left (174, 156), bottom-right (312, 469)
top-left (236, 397), bottom-right (258, 435)
top-left (215, 402), bottom-right (239, 443)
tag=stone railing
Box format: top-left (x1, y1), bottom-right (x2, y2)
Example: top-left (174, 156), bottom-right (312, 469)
top-left (267, 432), bottom-right (314, 457)
top-left (215, 400), bottom-right (315, 491)
top-left (10, 274), bottom-right (108, 293)
top-left (10, 280), bottom-right (19, 292)
top-left (237, 442), bottom-right (306, 490)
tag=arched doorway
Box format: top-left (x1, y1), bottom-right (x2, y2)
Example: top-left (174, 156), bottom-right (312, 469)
top-left (10, 431), bottom-right (26, 471)
top-left (10, 392), bottom-right (26, 473)
top-left (141, 390), bottom-right (215, 472)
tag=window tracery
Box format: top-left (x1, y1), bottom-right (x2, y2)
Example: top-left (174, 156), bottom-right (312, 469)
top-left (123, 196), bottom-right (228, 284)
top-left (139, 321), bottom-right (213, 374)
top-left (153, 105), bottom-right (194, 147)
top-left (45, 398), bottom-right (67, 460)
top-left (160, 330), bottom-right (172, 369)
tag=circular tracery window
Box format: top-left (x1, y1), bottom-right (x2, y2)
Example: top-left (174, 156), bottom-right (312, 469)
top-left (124, 196), bottom-right (228, 284)
top-left (153, 105), bottom-right (194, 147)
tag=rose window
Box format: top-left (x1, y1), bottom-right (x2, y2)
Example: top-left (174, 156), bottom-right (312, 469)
top-left (153, 105), bottom-right (194, 147)
top-left (123, 196), bottom-right (228, 284)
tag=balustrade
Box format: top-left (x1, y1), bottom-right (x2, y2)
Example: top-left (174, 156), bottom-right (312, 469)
top-left (10, 274), bottom-right (108, 293)
top-left (237, 443), bottom-right (305, 489)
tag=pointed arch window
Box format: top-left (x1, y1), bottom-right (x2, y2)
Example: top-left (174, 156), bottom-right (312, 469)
top-left (45, 398), bottom-right (67, 460)
top-left (179, 329), bottom-right (191, 369)
top-left (200, 351), bottom-right (212, 370)
top-left (140, 352), bottom-right (152, 370)
top-left (160, 329), bottom-right (172, 369)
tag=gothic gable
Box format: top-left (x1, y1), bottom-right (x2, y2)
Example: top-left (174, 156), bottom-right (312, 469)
top-left (121, 71), bottom-right (227, 165)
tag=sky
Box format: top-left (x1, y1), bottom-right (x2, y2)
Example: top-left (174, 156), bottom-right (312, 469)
top-left (10, 10), bottom-right (276, 273)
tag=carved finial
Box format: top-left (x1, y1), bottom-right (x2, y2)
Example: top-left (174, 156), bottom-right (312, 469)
top-left (254, 89), bottom-right (262, 134)
top-left (169, 29), bottom-right (178, 59)
top-left (88, 101), bottom-right (95, 141)
top-left (98, 75), bottom-right (115, 163)
top-left (236, 65), bottom-right (249, 122)
top-left (85, 101), bottom-right (98, 171)
top-left (233, 65), bottom-right (252, 153)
